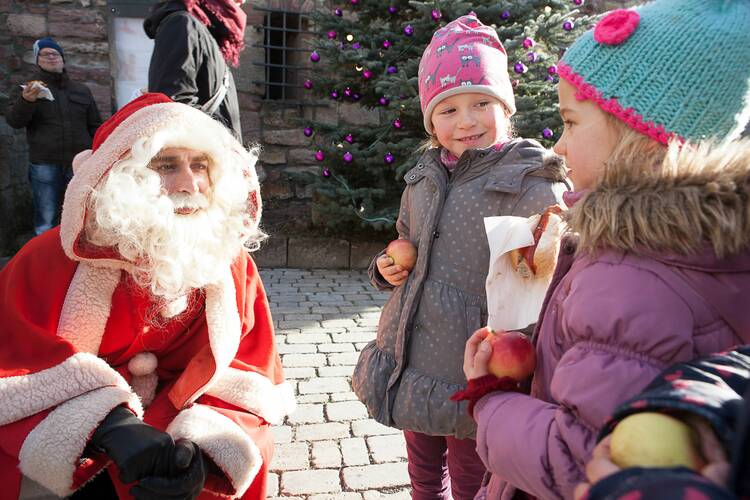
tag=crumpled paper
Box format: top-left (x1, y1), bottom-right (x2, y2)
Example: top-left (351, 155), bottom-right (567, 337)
top-left (20, 82), bottom-right (54, 101)
top-left (483, 215), bottom-right (555, 332)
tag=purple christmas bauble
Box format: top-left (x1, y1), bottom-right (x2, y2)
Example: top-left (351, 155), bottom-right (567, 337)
top-left (431, 9), bottom-right (442, 21)
top-left (330, 90), bottom-right (339, 99)
top-left (322, 168), bottom-right (331, 177)
top-left (327, 30), bottom-right (337, 39)
top-left (310, 51), bottom-right (320, 62)
top-left (527, 51), bottom-right (538, 63)
top-left (547, 64), bottom-right (558, 75)
top-left (545, 75), bottom-right (555, 82)
top-left (352, 42), bottom-right (361, 49)
top-left (522, 37), bottom-right (535, 49)
top-left (315, 150), bottom-right (325, 161)
top-left (382, 40), bottom-right (392, 49)
top-left (334, 7), bottom-right (343, 16)
top-left (384, 152), bottom-right (395, 164)
top-left (404, 25), bottom-right (414, 36)
top-left (303, 127), bottom-right (313, 137)
top-left (574, 0), bottom-right (584, 5)
top-left (392, 118), bottom-right (402, 129)
top-left (344, 133), bottom-right (354, 143)
top-left (379, 96), bottom-right (390, 106)
top-left (388, 5), bottom-right (397, 14)
top-left (362, 69), bottom-right (373, 79)
top-left (563, 20), bottom-right (574, 31)
top-left (343, 151), bottom-right (354, 162)
top-left (387, 65), bottom-right (397, 74)
top-left (352, 93), bottom-right (361, 101)
top-left (501, 10), bottom-right (511, 19)
top-left (303, 79), bottom-right (313, 89)
top-left (350, 0), bottom-right (358, 4)
top-left (344, 87), bottom-right (352, 97)
top-left (542, 128), bottom-right (554, 139)
top-left (514, 62), bottom-right (528, 74)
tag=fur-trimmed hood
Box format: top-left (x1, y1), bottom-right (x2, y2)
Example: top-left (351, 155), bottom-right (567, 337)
top-left (569, 139), bottom-right (750, 265)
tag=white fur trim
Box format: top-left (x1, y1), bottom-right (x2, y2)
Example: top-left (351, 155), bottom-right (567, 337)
top-left (0, 352), bottom-right (136, 426)
top-left (205, 368), bottom-right (296, 425)
top-left (57, 264), bottom-right (121, 354)
top-left (161, 295), bottom-right (188, 318)
top-left (128, 352), bottom-right (158, 376)
top-left (167, 404), bottom-right (261, 497)
top-left (18, 386), bottom-right (142, 497)
top-left (186, 269), bottom-right (242, 404)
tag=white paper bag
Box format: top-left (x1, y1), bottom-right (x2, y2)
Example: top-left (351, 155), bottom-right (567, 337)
top-left (483, 216), bottom-right (554, 332)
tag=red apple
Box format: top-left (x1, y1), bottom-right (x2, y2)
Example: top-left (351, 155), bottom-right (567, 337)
top-left (386, 239), bottom-right (417, 271)
top-left (484, 329), bottom-right (536, 381)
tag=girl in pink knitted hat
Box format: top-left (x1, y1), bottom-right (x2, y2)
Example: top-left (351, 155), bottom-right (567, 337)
top-left (352, 14), bottom-right (570, 500)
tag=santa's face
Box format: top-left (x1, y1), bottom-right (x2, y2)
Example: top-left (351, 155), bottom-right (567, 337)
top-left (148, 147), bottom-right (211, 214)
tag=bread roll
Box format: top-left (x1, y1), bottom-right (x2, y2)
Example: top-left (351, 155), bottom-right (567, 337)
top-left (509, 206), bottom-right (564, 279)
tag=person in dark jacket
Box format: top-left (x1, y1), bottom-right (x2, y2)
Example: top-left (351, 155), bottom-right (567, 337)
top-left (574, 346), bottom-right (750, 500)
top-left (144, 0), bottom-right (245, 141)
top-left (6, 37), bottom-right (102, 235)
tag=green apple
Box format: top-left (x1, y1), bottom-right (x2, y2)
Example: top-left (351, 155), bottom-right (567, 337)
top-left (610, 412), bottom-right (705, 470)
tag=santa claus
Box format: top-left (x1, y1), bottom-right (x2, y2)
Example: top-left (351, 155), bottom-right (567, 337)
top-left (0, 93), bottom-right (295, 499)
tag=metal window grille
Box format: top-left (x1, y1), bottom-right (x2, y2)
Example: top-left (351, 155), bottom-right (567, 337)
top-left (252, 1), bottom-right (317, 103)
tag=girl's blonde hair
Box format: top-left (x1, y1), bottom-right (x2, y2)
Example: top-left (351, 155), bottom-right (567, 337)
top-left (601, 113), bottom-right (667, 180)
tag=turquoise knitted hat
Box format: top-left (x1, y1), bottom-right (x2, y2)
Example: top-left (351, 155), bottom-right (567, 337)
top-left (559, 0), bottom-right (750, 145)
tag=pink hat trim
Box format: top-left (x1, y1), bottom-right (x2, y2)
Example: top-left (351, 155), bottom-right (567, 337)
top-left (558, 62), bottom-right (683, 146)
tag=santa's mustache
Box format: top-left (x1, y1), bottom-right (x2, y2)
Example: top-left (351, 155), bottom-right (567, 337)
top-left (168, 192), bottom-right (210, 211)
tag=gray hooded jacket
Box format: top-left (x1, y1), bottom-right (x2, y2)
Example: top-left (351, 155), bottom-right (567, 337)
top-left (352, 139), bottom-right (569, 439)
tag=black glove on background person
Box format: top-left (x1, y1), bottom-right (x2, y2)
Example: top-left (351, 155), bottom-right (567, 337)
top-left (90, 406), bottom-right (185, 484)
top-left (131, 440), bottom-right (207, 500)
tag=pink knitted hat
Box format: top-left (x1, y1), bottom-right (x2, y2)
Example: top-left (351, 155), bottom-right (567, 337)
top-left (418, 14), bottom-right (516, 134)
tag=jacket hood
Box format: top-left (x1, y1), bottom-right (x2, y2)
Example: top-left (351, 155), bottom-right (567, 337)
top-left (144, 0), bottom-right (185, 39)
top-left (569, 139), bottom-right (750, 269)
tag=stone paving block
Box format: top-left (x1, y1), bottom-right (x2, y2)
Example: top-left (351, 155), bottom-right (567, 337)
top-left (358, 317), bottom-right (381, 327)
top-left (276, 328), bottom-right (302, 334)
top-left (330, 391), bottom-right (359, 402)
top-left (273, 293), bottom-right (308, 303)
top-left (311, 306), bottom-right (342, 314)
top-left (363, 489), bottom-right (411, 500)
top-left (322, 319), bottom-right (358, 328)
top-left (267, 472), bottom-right (279, 497)
top-left (341, 437), bottom-right (369, 466)
top-left (282, 367), bottom-right (317, 379)
top-left (287, 403), bottom-right (325, 425)
top-left (283, 313), bottom-right (324, 321)
top-left (278, 320), bottom-right (321, 330)
top-left (296, 393), bottom-right (329, 404)
top-left (331, 332), bottom-right (376, 343)
top-left (285, 333), bottom-right (331, 344)
top-left (343, 463), bottom-right (410, 489)
top-left (368, 434), bottom-right (407, 463)
top-left (318, 365), bottom-right (356, 377)
top-left (328, 352), bottom-right (360, 365)
top-left (281, 469), bottom-right (342, 495)
top-left (282, 353), bottom-right (327, 367)
top-left (269, 305), bottom-right (307, 314)
top-left (322, 313), bottom-right (358, 321)
top-left (310, 493), bottom-right (363, 500)
top-left (355, 342), bottom-right (370, 351)
top-left (318, 342), bottom-right (355, 353)
top-left (277, 343), bottom-right (317, 354)
top-left (272, 425), bottom-right (292, 443)
top-left (351, 419), bottom-right (401, 437)
top-left (312, 440), bottom-right (342, 468)
top-left (298, 377), bottom-right (350, 394)
top-left (339, 306), bottom-right (382, 314)
top-left (270, 442), bottom-right (310, 471)
top-left (295, 422), bottom-right (350, 441)
top-left (326, 400), bottom-right (368, 421)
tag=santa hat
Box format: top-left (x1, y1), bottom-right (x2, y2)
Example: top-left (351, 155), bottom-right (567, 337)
top-left (60, 93), bottom-right (261, 268)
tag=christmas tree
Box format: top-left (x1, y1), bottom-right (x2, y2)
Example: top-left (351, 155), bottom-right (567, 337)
top-left (299, 0), bottom-right (596, 233)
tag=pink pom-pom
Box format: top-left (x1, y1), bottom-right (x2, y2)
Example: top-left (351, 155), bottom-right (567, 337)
top-left (594, 9), bottom-right (640, 46)
top-left (128, 352), bottom-right (158, 376)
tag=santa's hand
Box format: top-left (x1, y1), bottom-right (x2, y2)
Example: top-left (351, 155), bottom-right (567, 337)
top-left (376, 254), bottom-right (408, 286)
top-left (130, 441), bottom-right (206, 500)
top-left (89, 406), bottom-right (178, 484)
top-left (463, 327), bottom-right (492, 380)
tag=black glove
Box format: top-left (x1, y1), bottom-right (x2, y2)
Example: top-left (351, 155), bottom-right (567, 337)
top-left (90, 406), bottom-right (182, 484)
top-left (130, 441), bottom-right (207, 500)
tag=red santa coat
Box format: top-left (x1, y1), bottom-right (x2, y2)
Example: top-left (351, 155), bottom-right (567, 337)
top-left (0, 97), bottom-right (295, 499)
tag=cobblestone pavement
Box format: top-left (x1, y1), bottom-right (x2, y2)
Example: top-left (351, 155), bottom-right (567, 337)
top-left (259, 268), bottom-right (411, 500)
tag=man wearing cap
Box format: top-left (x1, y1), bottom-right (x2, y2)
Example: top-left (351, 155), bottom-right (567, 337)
top-left (6, 37), bottom-right (102, 236)
top-left (0, 93), bottom-right (294, 499)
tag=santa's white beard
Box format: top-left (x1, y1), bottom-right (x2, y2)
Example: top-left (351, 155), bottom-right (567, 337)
top-left (86, 165), bottom-right (249, 303)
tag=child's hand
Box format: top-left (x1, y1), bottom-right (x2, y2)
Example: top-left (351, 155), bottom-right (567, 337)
top-left (376, 254), bottom-right (409, 286)
top-left (573, 435), bottom-right (620, 500)
top-left (462, 327), bottom-right (492, 380)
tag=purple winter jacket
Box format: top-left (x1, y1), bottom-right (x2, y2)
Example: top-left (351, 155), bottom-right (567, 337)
top-left (473, 141), bottom-right (750, 500)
